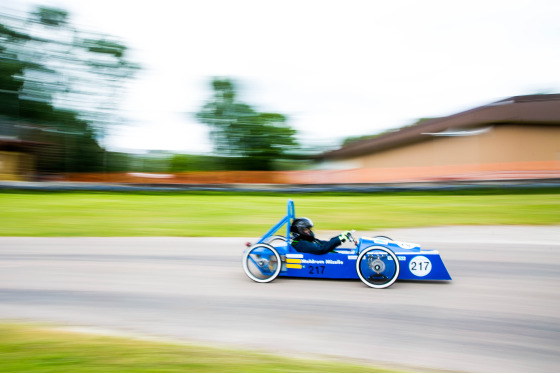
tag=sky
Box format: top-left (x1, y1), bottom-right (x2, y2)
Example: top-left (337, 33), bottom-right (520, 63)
top-left (5, 0), bottom-right (560, 154)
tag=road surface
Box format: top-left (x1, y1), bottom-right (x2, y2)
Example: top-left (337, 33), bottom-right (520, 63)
top-left (1, 226), bottom-right (559, 372)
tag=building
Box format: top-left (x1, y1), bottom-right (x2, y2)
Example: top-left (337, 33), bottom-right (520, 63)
top-left (313, 94), bottom-right (560, 182)
top-left (0, 118), bottom-right (47, 181)
top-left (0, 137), bottom-right (39, 181)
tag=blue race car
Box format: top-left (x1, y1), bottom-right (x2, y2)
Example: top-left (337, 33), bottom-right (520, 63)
top-left (242, 200), bottom-right (451, 288)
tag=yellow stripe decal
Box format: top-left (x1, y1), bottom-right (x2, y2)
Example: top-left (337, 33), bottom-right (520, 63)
top-left (286, 264), bottom-right (302, 269)
top-left (286, 258), bottom-right (301, 264)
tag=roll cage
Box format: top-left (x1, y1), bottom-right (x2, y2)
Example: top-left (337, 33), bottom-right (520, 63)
top-left (256, 199), bottom-right (296, 246)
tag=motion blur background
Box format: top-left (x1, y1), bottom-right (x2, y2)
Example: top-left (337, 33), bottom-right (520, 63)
top-left (1, 2), bottom-right (560, 372)
top-left (1, 0), bottom-right (559, 184)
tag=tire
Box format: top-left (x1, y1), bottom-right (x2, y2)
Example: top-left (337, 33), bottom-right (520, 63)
top-left (356, 245), bottom-right (400, 289)
top-left (264, 235), bottom-right (287, 247)
top-left (242, 243), bottom-right (282, 283)
top-left (373, 235), bottom-right (393, 241)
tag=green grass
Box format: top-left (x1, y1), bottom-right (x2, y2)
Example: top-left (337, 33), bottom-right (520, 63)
top-left (0, 191), bottom-right (559, 236)
top-left (0, 323), bottom-right (391, 373)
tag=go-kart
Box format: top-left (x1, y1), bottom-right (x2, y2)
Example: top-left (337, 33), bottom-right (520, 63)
top-left (242, 200), bottom-right (451, 288)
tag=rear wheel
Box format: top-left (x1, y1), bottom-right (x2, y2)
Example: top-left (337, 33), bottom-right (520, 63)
top-left (242, 243), bottom-right (282, 283)
top-left (264, 235), bottom-right (288, 248)
top-left (356, 245), bottom-right (400, 289)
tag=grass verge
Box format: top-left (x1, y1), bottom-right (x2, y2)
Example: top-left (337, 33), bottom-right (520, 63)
top-left (0, 323), bottom-right (392, 373)
top-left (0, 191), bottom-right (559, 236)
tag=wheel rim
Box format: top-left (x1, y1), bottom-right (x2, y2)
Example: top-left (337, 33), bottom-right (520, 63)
top-left (243, 243), bottom-right (282, 283)
top-left (356, 246), bottom-right (400, 288)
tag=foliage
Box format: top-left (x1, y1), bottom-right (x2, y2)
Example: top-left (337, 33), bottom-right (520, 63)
top-left (169, 153), bottom-right (230, 172)
top-left (109, 152), bottom-right (312, 173)
top-left (0, 6), bottom-right (139, 174)
top-left (341, 118), bottom-right (440, 147)
top-left (195, 78), bottom-right (298, 171)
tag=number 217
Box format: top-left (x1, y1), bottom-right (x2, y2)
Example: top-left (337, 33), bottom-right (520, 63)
top-left (411, 261), bottom-right (430, 271)
top-left (309, 266), bottom-right (325, 275)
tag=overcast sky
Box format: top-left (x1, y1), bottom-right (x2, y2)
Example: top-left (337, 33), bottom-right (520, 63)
top-left (7, 0), bottom-right (560, 154)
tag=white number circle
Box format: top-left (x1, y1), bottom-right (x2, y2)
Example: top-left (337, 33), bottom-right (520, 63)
top-left (409, 256), bottom-right (432, 277)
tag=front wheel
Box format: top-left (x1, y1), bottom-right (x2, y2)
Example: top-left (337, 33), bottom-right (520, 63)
top-left (373, 235), bottom-right (393, 242)
top-left (356, 245), bottom-right (400, 289)
top-left (242, 243), bottom-right (282, 283)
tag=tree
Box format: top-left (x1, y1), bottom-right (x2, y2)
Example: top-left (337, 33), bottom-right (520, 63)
top-left (195, 78), bottom-right (297, 170)
top-left (0, 6), bottom-right (139, 174)
top-left (341, 118), bottom-right (441, 147)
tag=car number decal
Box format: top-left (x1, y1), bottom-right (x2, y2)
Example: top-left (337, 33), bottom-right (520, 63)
top-left (409, 256), bottom-right (432, 277)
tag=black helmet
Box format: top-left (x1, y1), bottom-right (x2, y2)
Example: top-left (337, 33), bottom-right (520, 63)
top-left (291, 217), bottom-right (315, 239)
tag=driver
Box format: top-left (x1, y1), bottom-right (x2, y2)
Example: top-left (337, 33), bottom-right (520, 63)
top-left (290, 217), bottom-right (352, 255)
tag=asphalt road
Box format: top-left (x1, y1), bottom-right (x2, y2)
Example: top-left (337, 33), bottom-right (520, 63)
top-left (1, 226), bottom-right (559, 372)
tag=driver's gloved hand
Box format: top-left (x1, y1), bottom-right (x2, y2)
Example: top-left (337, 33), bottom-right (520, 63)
top-left (338, 231), bottom-right (351, 242)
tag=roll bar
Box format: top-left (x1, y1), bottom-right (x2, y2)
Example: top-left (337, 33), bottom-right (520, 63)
top-left (257, 200), bottom-right (295, 244)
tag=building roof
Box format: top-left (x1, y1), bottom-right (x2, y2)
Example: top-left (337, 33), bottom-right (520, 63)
top-left (317, 94), bottom-right (560, 160)
top-left (0, 136), bottom-right (47, 152)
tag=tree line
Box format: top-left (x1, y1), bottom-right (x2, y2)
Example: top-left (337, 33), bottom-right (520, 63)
top-left (0, 5), bottom-right (302, 175)
top-left (0, 6), bottom-right (138, 174)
